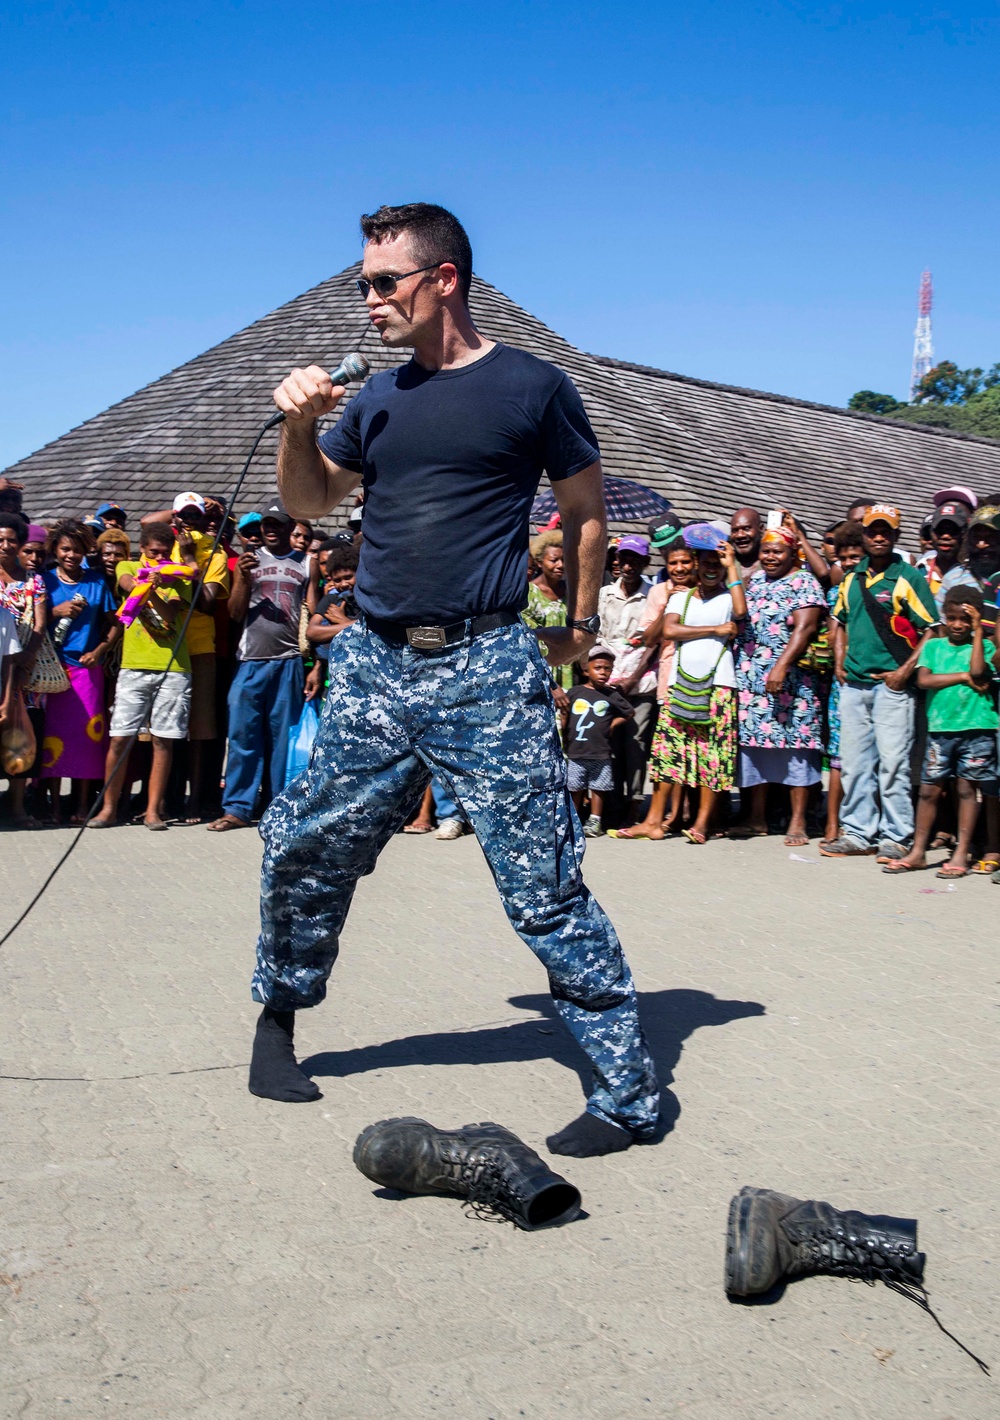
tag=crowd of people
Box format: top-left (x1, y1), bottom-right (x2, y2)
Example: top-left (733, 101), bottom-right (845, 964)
top-left (1, 471), bottom-right (999, 882)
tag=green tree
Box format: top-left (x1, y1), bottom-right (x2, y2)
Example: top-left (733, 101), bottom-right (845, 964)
top-left (848, 389), bottom-right (905, 415)
top-left (955, 385), bottom-right (1000, 440)
top-left (914, 360), bottom-right (1000, 405)
top-left (846, 360), bottom-right (1000, 440)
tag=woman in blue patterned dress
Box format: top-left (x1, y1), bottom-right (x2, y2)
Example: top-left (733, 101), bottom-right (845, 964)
top-left (732, 527), bottom-right (826, 845)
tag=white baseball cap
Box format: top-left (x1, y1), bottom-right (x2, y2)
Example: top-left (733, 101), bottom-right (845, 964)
top-left (172, 491), bottom-right (206, 514)
top-left (933, 486), bottom-right (978, 512)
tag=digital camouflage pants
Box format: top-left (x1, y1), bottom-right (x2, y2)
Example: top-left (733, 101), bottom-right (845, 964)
top-left (252, 618), bottom-right (660, 1137)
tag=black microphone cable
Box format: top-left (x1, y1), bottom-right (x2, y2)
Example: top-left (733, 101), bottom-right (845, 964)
top-left (0, 410), bottom-right (285, 951)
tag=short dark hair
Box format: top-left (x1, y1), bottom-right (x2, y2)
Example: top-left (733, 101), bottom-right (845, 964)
top-left (0, 511), bottom-right (28, 544)
top-left (293, 518), bottom-right (314, 535)
top-left (46, 518), bottom-right (94, 557)
top-left (140, 521), bottom-right (174, 549)
top-left (360, 203), bottom-right (473, 302)
top-left (833, 520), bottom-right (865, 554)
top-left (943, 584), bottom-right (984, 613)
top-left (325, 544), bottom-right (359, 575)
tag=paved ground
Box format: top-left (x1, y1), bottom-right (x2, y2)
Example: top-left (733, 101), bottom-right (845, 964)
top-left (1, 820), bottom-right (996, 1418)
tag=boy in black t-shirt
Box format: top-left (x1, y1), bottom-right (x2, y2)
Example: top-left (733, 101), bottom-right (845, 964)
top-left (563, 647), bottom-right (634, 837)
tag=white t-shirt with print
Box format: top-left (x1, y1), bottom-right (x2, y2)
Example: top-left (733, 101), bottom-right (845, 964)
top-left (666, 589), bottom-right (736, 689)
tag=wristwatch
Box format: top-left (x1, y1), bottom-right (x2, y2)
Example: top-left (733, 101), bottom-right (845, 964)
top-left (567, 614), bottom-right (602, 635)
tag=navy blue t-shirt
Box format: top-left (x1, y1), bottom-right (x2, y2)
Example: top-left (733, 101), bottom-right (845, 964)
top-left (317, 343), bottom-right (600, 624)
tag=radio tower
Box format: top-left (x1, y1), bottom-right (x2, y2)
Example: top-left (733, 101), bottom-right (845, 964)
top-left (909, 269), bottom-right (934, 400)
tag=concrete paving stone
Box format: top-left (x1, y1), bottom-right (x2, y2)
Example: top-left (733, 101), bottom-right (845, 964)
top-left (1, 829), bottom-right (997, 1417)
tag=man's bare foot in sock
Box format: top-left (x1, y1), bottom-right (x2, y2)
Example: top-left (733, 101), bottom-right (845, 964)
top-left (248, 1007), bottom-right (322, 1102)
top-left (546, 1112), bottom-right (634, 1157)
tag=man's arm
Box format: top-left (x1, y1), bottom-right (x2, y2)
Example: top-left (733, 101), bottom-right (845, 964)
top-left (227, 553), bottom-right (257, 624)
top-left (537, 462), bottom-right (605, 666)
top-left (833, 621), bottom-right (848, 685)
top-left (273, 365), bottom-right (362, 519)
top-left (877, 630), bottom-right (930, 692)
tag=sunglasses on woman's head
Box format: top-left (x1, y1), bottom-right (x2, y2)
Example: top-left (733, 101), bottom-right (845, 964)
top-left (356, 263), bottom-right (441, 300)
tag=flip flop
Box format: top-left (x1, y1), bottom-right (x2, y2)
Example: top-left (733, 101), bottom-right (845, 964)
top-left (881, 860), bottom-right (927, 874)
top-left (935, 864), bottom-right (967, 879)
top-left (206, 814), bottom-right (251, 832)
top-left (970, 859), bottom-right (1000, 875)
top-left (727, 826), bottom-right (768, 840)
top-left (402, 823), bottom-right (434, 834)
top-left (608, 825), bottom-right (666, 840)
top-left (783, 834), bottom-right (810, 847)
top-left (145, 821), bottom-right (169, 832)
top-left (682, 828), bottom-right (707, 845)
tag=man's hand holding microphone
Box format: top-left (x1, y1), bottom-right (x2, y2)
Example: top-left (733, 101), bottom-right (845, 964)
top-left (272, 355), bottom-right (370, 428)
top-left (272, 365), bottom-right (349, 428)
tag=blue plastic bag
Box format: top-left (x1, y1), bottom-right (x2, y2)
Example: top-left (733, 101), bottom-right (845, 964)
top-left (285, 701), bottom-right (320, 785)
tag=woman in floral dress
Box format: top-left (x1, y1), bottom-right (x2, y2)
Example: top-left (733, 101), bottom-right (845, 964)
top-left (0, 514), bottom-right (49, 825)
top-left (732, 527), bottom-right (826, 846)
top-left (649, 538), bottom-right (747, 844)
top-left (521, 529), bottom-right (573, 699)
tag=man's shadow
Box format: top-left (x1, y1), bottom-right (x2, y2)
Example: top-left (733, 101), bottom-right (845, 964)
top-left (302, 987), bottom-right (765, 1139)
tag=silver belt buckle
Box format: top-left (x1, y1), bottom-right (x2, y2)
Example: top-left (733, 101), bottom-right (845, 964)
top-left (406, 625), bottom-right (448, 650)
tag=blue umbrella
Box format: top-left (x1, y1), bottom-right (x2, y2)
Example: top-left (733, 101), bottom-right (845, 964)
top-left (532, 476), bottom-right (671, 524)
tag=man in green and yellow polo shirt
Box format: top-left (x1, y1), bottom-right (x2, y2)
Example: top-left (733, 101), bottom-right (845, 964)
top-left (823, 504), bottom-right (938, 861)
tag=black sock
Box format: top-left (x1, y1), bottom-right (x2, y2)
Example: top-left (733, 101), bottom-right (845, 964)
top-left (248, 1007), bottom-right (321, 1103)
top-left (546, 1112), bottom-right (634, 1157)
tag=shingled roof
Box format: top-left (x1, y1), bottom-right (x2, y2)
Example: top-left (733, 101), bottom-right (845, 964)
top-left (8, 262), bottom-right (1000, 540)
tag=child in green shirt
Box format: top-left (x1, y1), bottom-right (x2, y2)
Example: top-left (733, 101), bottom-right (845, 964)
top-left (88, 522), bottom-right (195, 829)
top-left (885, 586), bottom-right (998, 878)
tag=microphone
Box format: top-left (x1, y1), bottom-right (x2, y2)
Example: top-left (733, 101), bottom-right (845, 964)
top-left (270, 352), bottom-right (371, 425)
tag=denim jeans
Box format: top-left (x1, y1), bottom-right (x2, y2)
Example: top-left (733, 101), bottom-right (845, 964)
top-left (252, 618), bottom-right (659, 1137)
top-left (223, 657), bottom-right (304, 822)
top-left (431, 776), bottom-right (466, 825)
top-left (839, 681), bottom-right (916, 848)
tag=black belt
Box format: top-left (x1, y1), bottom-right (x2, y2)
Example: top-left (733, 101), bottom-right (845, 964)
top-left (364, 609), bottom-right (521, 650)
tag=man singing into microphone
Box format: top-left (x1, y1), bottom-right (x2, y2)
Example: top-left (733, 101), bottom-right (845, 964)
top-left (251, 202), bottom-right (658, 1156)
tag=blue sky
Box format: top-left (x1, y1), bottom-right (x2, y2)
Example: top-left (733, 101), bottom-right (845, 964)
top-left (2, 1), bottom-right (998, 468)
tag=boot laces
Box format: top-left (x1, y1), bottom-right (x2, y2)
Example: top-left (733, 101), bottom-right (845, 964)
top-left (796, 1227), bottom-right (989, 1375)
top-left (444, 1148), bottom-right (518, 1226)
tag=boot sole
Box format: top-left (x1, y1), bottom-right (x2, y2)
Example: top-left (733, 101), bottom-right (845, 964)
top-left (725, 1189), bottom-right (755, 1294)
top-left (352, 1116), bottom-right (427, 1175)
top-left (725, 1186), bottom-right (790, 1296)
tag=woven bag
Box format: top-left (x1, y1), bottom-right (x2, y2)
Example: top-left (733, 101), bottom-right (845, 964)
top-left (16, 598), bottom-right (70, 696)
top-left (670, 589), bottom-right (726, 726)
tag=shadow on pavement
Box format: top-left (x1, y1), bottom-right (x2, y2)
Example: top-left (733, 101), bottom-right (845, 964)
top-left (303, 987), bottom-right (765, 1138)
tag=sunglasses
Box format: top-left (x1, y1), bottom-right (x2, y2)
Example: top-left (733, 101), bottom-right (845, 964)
top-left (356, 263), bottom-right (440, 300)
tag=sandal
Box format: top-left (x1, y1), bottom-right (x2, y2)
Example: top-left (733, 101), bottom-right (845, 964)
top-left (930, 832), bottom-right (956, 850)
top-left (970, 859), bottom-right (1000, 875)
top-left (727, 826), bottom-right (768, 840)
top-left (682, 828), bottom-right (707, 845)
top-left (935, 863), bottom-right (967, 879)
top-left (608, 824), bottom-right (666, 840)
top-left (783, 833), bottom-right (810, 847)
top-left (881, 859), bottom-right (927, 874)
top-left (206, 814), bottom-right (251, 832)
top-left (402, 822), bottom-right (435, 834)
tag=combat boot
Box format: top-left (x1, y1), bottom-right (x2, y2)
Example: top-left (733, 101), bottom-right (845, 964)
top-left (725, 1185), bottom-right (925, 1296)
top-left (353, 1117), bottom-right (581, 1230)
